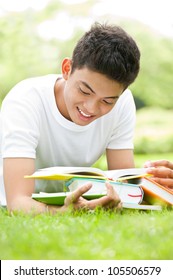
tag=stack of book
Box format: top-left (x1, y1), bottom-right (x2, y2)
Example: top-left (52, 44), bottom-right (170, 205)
top-left (25, 166), bottom-right (173, 211)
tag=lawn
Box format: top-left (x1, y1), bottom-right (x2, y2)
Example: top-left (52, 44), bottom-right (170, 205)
top-left (0, 206), bottom-right (173, 260)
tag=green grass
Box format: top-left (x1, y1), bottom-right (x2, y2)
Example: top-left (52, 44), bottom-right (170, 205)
top-left (0, 207), bottom-right (173, 260)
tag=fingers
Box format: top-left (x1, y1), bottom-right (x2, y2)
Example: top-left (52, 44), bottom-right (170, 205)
top-left (146, 166), bottom-right (173, 179)
top-left (65, 183), bottom-right (92, 205)
top-left (64, 181), bottom-right (122, 211)
top-left (87, 182), bottom-right (121, 210)
top-left (144, 160), bottom-right (173, 189)
top-left (144, 159), bottom-right (173, 169)
top-left (105, 182), bottom-right (122, 210)
top-left (155, 160), bottom-right (173, 169)
top-left (106, 181), bottom-right (121, 202)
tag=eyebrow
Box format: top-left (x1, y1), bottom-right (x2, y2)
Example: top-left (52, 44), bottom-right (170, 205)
top-left (80, 81), bottom-right (120, 99)
top-left (80, 81), bottom-right (95, 93)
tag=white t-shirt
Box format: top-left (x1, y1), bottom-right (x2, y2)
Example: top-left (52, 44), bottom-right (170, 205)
top-left (0, 74), bottom-right (136, 204)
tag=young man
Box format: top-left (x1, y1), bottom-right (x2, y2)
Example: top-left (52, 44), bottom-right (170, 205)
top-left (0, 22), bottom-right (140, 213)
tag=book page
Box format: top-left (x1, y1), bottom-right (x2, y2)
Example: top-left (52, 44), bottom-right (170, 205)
top-left (25, 166), bottom-right (149, 182)
top-left (25, 166), bottom-right (106, 179)
top-left (105, 168), bottom-right (148, 181)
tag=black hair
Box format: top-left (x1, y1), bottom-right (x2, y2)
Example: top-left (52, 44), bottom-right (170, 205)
top-left (71, 22), bottom-right (140, 88)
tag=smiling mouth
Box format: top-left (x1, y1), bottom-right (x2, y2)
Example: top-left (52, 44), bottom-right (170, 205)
top-left (77, 107), bottom-right (92, 118)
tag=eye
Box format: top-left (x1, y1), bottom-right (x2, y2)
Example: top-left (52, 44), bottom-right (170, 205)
top-left (103, 99), bottom-right (115, 105)
top-left (79, 87), bottom-right (90, 96)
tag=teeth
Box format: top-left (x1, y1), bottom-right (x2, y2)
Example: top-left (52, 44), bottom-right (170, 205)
top-left (78, 108), bottom-right (91, 117)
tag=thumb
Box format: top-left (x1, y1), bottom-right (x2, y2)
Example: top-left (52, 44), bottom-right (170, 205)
top-left (66, 182), bottom-right (92, 203)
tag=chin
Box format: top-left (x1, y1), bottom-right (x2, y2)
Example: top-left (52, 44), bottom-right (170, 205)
top-left (74, 120), bottom-right (91, 126)
top-left (74, 117), bottom-right (94, 126)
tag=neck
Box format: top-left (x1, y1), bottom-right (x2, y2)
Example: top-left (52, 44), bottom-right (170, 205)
top-left (54, 78), bottom-right (70, 120)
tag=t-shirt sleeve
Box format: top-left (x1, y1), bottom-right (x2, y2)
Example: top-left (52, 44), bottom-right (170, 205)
top-left (107, 89), bottom-right (136, 150)
top-left (1, 83), bottom-right (41, 159)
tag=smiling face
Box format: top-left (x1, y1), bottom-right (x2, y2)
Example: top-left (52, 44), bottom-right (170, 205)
top-left (55, 58), bottom-right (125, 126)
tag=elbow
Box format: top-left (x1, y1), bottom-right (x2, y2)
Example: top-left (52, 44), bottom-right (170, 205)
top-left (6, 195), bottom-right (31, 213)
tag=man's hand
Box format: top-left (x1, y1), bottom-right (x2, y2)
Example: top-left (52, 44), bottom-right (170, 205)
top-left (144, 160), bottom-right (173, 189)
top-left (63, 181), bottom-right (122, 211)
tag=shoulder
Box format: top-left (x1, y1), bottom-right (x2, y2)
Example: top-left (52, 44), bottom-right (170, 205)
top-left (3, 74), bottom-right (59, 100)
top-left (118, 88), bottom-right (135, 105)
top-left (1, 74), bottom-right (60, 111)
top-left (111, 88), bottom-right (136, 117)
top-left (110, 88), bottom-right (136, 115)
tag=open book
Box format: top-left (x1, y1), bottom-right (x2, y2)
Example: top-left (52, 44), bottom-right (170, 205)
top-left (141, 177), bottom-right (173, 206)
top-left (32, 178), bottom-right (162, 211)
top-left (25, 166), bottom-right (149, 182)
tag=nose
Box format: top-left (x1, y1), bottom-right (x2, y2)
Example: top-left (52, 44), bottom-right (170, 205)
top-left (84, 99), bottom-right (99, 114)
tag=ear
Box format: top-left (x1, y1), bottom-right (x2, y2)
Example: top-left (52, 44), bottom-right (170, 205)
top-left (61, 58), bottom-right (72, 80)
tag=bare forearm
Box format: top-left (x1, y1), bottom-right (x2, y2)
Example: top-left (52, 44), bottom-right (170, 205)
top-left (106, 149), bottom-right (135, 170)
top-left (7, 196), bottom-right (66, 215)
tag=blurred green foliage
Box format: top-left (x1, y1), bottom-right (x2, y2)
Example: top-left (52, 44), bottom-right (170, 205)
top-left (134, 107), bottom-right (173, 155)
top-left (130, 27), bottom-right (173, 109)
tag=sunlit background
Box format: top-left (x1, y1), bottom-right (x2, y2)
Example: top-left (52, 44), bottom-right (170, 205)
top-left (1, 0), bottom-right (173, 39)
top-left (0, 0), bottom-right (173, 163)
